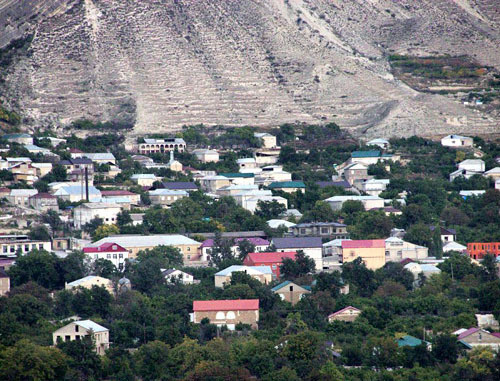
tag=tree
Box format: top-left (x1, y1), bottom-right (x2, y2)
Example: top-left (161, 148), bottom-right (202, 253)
top-left (480, 254), bottom-right (498, 282)
top-left (92, 224), bottom-right (120, 242)
top-left (42, 210), bottom-right (63, 231)
top-left (404, 223), bottom-right (433, 249)
top-left (133, 340), bottom-right (170, 380)
top-left (93, 259), bottom-right (117, 278)
top-left (58, 335), bottom-right (102, 380)
top-left (280, 250), bottom-right (315, 279)
top-left (341, 258), bottom-right (377, 297)
top-left (431, 225), bottom-right (443, 258)
top-left (341, 200), bottom-right (364, 215)
top-left (8, 249), bottom-right (61, 289)
top-left (255, 200), bottom-right (287, 220)
top-left (0, 339), bottom-right (68, 381)
top-left (116, 210), bottom-right (132, 227)
top-left (300, 201), bottom-right (337, 222)
top-left (237, 239), bottom-right (256, 261)
top-left (28, 225), bottom-right (51, 241)
top-left (432, 334), bottom-right (461, 363)
top-left (209, 231), bottom-right (238, 268)
top-left (56, 251), bottom-right (89, 284)
top-left (83, 217), bottom-right (104, 236)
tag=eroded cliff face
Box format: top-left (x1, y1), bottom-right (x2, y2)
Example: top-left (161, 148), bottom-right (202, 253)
top-left (1, 0), bottom-right (499, 137)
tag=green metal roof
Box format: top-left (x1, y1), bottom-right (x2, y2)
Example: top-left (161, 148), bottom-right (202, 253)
top-left (220, 173), bottom-right (254, 178)
top-left (268, 181), bottom-right (306, 189)
top-left (351, 150), bottom-right (381, 158)
top-left (397, 335), bottom-right (428, 347)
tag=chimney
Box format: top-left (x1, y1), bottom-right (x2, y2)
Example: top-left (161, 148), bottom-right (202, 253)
top-left (85, 167), bottom-right (89, 202)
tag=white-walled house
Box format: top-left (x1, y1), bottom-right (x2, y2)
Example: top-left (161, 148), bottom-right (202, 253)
top-left (73, 202), bottom-right (121, 229)
top-left (272, 237), bottom-right (323, 271)
top-left (324, 195), bottom-right (384, 211)
top-left (192, 149), bottom-right (220, 163)
top-left (83, 242), bottom-right (129, 271)
top-left (458, 159), bottom-right (485, 173)
top-left (254, 133), bottom-right (277, 148)
top-left (441, 135), bottom-right (473, 148)
top-left (162, 268), bottom-right (195, 285)
top-left (384, 237), bottom-right (428, 262)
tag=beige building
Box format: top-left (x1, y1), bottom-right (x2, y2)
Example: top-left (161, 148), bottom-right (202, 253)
top-left (7, 189), bottom-right (38, 207)
top-left (341, 240), bottom-right (386, 270)
top-left (385, 237), bottom-right (428, 262)
top-left (29, 193), bottom-right (59, 212)
top-left (91, 234), bottom-right (201, 261)
top-left (65, 275), bottom-right (114, 295)
top-left (52, 320), bottom-right (109, 355)
top-left (254, 133), bottom-right (277, 148)
top-left (193, 149), bottom-right (220, 163)
top-left (192, 299), bottom-right (259, 330)
top-left (31, 163), bottom-right (53, 178)
top-left (456, 328), bottom-right (500, 350)
top-left (328, 306), bottom-right (361, 323)
top-left (200, 175), bottom-right (231, 193)
top-left (343, 163), bottom-right (369, 185)
top-left (138, 138), bottom-right (186, 154)
top-left (130, 174), bottom-right (160, 187)
top-left (148, 189), bottom-right (188, 206)
top-left (214, 265), bottom-right (273, 288)
top-left (0, 269), bottom-right (10, 296)
top-left (271, 281), bottom-right (310, 305)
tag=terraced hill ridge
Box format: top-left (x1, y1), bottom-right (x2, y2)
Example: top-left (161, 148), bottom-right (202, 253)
top-left (0, 0), bottom-right (499, 137)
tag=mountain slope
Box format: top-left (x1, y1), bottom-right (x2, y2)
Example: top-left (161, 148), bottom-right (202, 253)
top-left (0, 0), bottom-right (499, 137)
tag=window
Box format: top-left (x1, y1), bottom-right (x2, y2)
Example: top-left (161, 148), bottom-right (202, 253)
top-left (215, 311), bottom-right (225, 320)
top-left (2, 246), bottom-right (6, 253)
top-left (65, 335), bottom-right (71, 342)
top-left (38, 244), bottom-right (43, 250)
top-left (226, 311), bottom-right (236, 320)
top-left (321, 227), bottom-right (329, 234)
top-left (300, 228), bottom-right (306, 234)
top-left (397, 250), bottom-right (402, 257)
top-left (107, 254), bottom-right (111, 259)
top-left (24, 244), bottom-right (29, 252)
top-left (385, 251), bottom-right (390, 256)
top-left (113, 254), bottom-right (117, 259)
top-left (112, 245), bottom-right (117, 250)
top-left (289, 286), bottom-right (294, 292)
top-left (187, 247), bottom-right (190, 251)
top-left (119, 254), bottom-right (123, 259)
top-left (75, 325), bottom-right (79, 332)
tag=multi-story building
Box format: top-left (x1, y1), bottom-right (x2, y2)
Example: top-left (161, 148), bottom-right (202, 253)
top-left (73, 202), bottom-right (121, 229)
top-left (243, 251), bottom-right (296, 279)
top-left (325, 195), bottom-right (384, 211)
top-left (467, 242), bottom-right (500, 260)
top-left (290, 222), bottom-right (349, 239)
top-left (7, 189), bottom-right (38, 206)
top-left (29, 193), bottom-right (59, 212)
top-left (138, 138), bottom-right (186, 154)
top-left (0, 234), bottom-right (52, 257)
top-left (214, 265), bottom-right (273, 288)
top-left (191, 299), bottom-right (259, 330)
top-left (384, 237), bottom-right (428, 262)
top-left (83, 242), bottom-right (130, 271)
top-left (272, 237), bottom-right (323, 271)
top-left (341, 240), bottom-right (386, 270)
top-left (192, 149), bottom-right (220, 163)
top-left (148, 189), bottom-right (188, 206)
top-left (52, 320), bottom-right (109, 355)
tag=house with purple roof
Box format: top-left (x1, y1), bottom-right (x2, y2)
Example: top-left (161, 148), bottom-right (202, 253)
top-left (200, 237), bottom-right (270, 261)
top-left (454, 327), bottom-right (500, 350)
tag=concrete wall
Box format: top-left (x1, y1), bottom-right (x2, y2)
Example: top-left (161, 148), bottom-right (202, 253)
top-left (193, 309), bottom-right (259, 329)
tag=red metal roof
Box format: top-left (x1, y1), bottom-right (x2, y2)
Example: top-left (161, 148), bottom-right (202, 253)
top-left (193, 299), bottom-right (259, 312)
top-left (245, 251), bottom-right (296, 264)
top-left (342, 239), bottom-right (385, 249)
top-left (83, 242), bottom-right (128, 253)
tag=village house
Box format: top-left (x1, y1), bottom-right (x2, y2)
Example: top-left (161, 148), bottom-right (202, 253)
top-left (254, 132), bottom-right (277, 148)
top-left (91, 234), bottom-right (201, 261)
top-left (341, 239), bottom-right (386, 270)
top-left (455, 328), bottom-right (500, 350)
top-left (0, 234), bottom-right (52, 257)
top-left (467, 242), bottom-right (500, 260)
top-left (217, 184), bottom-right (258, 197)
top-left (243, 251), bottom-right (296, 279)
top-left (138, 138), bottom-right (186, 154)
top-left (404, 262), bottom-right (441, 282)
top-left (397, 335), bottom-right (431, 349)
top-left (360, 178), bottom-right (390, 196)
top-left (429, 226), bottom-right (456, 243)
top-left (191, 299), bottom-right (259, 330)
top-left (7, 188), bottom-right (38, 207)
top-left (449, 159), bottom-right (485, 181)
top-left (160, 181), bottom-right (198, 192)
top-left (200, 175), bottom-right (231, 193)
top-left (367, 138), bottom-right (390, 149)
top-left (73, 202), bottom-right (121, 229)
top-left (254, 165), bottom-right (293, 185)
top-left (267, 219), bottom-right (296, 229)
top-left (349, 150), bottom-right (396, 166)
top-left (53, 185), bottom-right (102, 203)
top-left (214, 265), bottom-right (273, 288)
top-left (384, 237), bottom-right (429, 262)
top-left (443, 241), bottom-right (467, 253)
top-left (10, 162), bottom-right (38, 184)
top-left (24, 144), bottom-right (56, 157)
top-left (290, 222), bottom-right (349, 240)
top-left (130, 173), bottom-right (160, 187)
top-left (237, 157), bottom-right (258, 170)
top-left (268, 181), bottom-right (306, 193)
top-left (325, 195), bottom-right (384, 211)
top-left (31, 162), bottom-right (53, 178)
top-left (59, 157), bottom-right (94, 175)
top-left (483, 167), bottom-right (500, 180)
top-left (84, 152), bottom-right (116, 165)
top-left (131, 154), bottom-right (155, 166)
top-left (255, 149), bottom-right (280, 166)
top-left (316, 180), bottom-right (355, 192)
top-left (343, 163), bottom-right (370, 185)
top-left (271, 280), bottom-right (311, 305)
top-left (328, 306), bottom-right (361, 323)
top-left (0, 269), bottom-right (10, 296)
top-left (233, 189), bottom-right (288, 213)
top-left (83, 242), bottom-right (129, 271)
top-left (65, 275), bottom-right (114, 294)
top-left (101, 190), bottom-right (140, 205)
top-left (272, 237), bottom-right (323, 271)
top-left (28, 192), bottom-right (59, 212)
top-left (441, 134), bottom-right (473, 148)
top-left (220, 172), bottom-right (255, 186)
top-left (148, 188), bottom-right (188, 206)
top-left (3, 133), bottom-right (33, 145)
top-left (200, 237), bottom-right (269, 261)
top-left (52, 320), bottom-right (109, 355)
top-left (162, 268), bottom-right (195, 285)
top-left (192, 148), bottom-right (220, 163)
top-left (46, 137), bottom-right (66, 147)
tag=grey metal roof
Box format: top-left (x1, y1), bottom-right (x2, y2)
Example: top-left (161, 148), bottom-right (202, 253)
top-left (272, 237), bottom-right (323, 249)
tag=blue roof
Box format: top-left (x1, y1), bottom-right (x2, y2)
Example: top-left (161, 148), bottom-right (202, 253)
top-left (268, 181), bottom-right (306, 189)
top-left (271, 280), bottom-right (292, 292)
top-left (220, 173), bottom-right (254, 178)
top-left (351, 150), bottom-right (381, 158)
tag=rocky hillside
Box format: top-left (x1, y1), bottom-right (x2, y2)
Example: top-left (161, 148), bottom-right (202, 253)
top-left (0, 0), bottom-right (499, 137)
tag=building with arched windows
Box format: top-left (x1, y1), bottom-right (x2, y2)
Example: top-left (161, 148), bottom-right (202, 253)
top-left (191, 299), bottom-right (259, 330)
top-left (138, 138), bottom-right (186, 154)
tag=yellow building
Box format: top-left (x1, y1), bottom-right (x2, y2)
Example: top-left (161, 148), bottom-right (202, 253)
top-left (65, 276), bottom-right (114, 294)
top-left (341, 240), bottom-right (386, 269)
